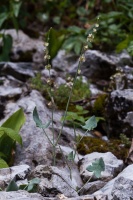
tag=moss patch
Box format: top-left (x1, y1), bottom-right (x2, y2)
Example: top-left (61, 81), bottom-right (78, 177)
top-left (77, 136), bottom-right (129, 161)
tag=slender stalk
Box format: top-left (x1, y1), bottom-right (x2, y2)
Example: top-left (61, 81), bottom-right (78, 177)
top-left (58, 145), bottom-right (72, 180)
top-left (77, 173), bottom-right (93, 194)
top-left (55, 59), bottom-right (83, 146)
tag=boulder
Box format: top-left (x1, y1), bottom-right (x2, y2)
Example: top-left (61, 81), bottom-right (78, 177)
top-left (94, 164), bottom-right (133, 200)
top-left (106, 89), bottom-right (133, 137)
top-left (69, 50), bottom-right (132, 81)
top-left (78, 152), bottom-right (123, 183)
top-left (0, 62), bottom-right (34, 81)
top-left (0, 165), bottom-right (30, 190)
top-left (0, 190), bottom-right (45, 200)
top-left (29, 165), bottom-right (78, 197)
top-left (2, 29), bottom-right (44, 63)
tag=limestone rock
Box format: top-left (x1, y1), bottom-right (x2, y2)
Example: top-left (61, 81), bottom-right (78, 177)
top-left (106, 89), bottom-right (133, 137)
top-left (0, 165), bottom-right (30, 189)
top-left (69, 50), bottom-right (132, 81)
top-left (0, 190), bottom-right (45, 200)
top-left (0, 62), bottom-right (34, 81)
top-left (29, 165), bottom-right (78, 197)
top-left (78, 152), bottom-right (123, 182)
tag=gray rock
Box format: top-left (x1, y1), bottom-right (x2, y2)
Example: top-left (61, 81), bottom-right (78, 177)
top-left (94, 164), bottom-right (133, 200)
top-left (0, 165), bottom-right (30, 189)
top-left (78, 152), bottom-right (123, 182)
top-left (52, 50), bottom-right (78, 72)
top-left (0, 190), bottom-right (45, 200)
top-left (0, 62), bottom-right (34, 81)
top-left (29, 165), bottom-right (78, 197)
top-left (106, 89), bottom-right (133, 137)
top-left (69, 50), bottom-right (132, 80)
top-left (41, 69), bottom-right (57, 78)
top-left (0, 86), bottom-right (22, 99)
top-left (79, 180), bottom-right (105, 195)
top-left (2, 29), bottom-right (44, 63)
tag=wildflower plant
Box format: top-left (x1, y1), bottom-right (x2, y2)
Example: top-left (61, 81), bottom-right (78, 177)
top-left (33, 24), bottom-right (105, 192)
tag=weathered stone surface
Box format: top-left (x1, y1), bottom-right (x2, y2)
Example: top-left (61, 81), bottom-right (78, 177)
top-left (106, 89), bottom-right (133, 137)
top-left (2, 29), bottom-right (44, 63)
top-left (0, 86), bottom-right (22, 99)
top-left (79, 152), bottom-right (123, 182)
top-left (69, 50), bottom-right (132, 81)
top-left (52, 50), bottom-right (78, 72)
top-left (0, 190), bottom-right (45, 200)
top-left (0, 165), bottom-right (30, 189)
top-left (94, 164), bottom-right (133, 200)
top-left (0, 62), bottom-right (34, 81)
top-left (29, 165), bottom-right (78, 197)
top-left (79, 180), bottom-right (105, 195)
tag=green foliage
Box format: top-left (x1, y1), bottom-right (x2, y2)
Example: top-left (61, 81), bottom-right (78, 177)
top-left (0, 108), bottom-right (25, 168)
top-left (82, 116), bottom-right (102, 131)
top-left (47, 28), bottom-right (66, 61)
top-left (92, 94), bottom-right (107, 116)
top-left (0, 34), bottom-right (13, 61)
top-left (62, 105), bottom-right (89, 127)
top-left (31, 76), bottom-right (90, 111)
top-left (86, 157), bottom-right (105, 178)
top-left (0, 0), bottom-right (22, 61)
top-left (93, 0), bottom-right (133, 54)
top-left (6, 178), bottom-right (40, 193)
top-left (33, 107), bottom-right (51, 129)
top-left (120, 134), bottom-right (131, 148)
top-left (6, 180), bottom-right (19, 192)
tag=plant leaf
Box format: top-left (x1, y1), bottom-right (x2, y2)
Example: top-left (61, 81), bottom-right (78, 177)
top-left (67, 151), bottom-right (75, 161)
top-left (1, 108), bottom-right (26, 132)
top-left (11, 1), bottom-right (22, 17)
top-left (86, 158), bottom-right (105, 178)
top-left (27, 178), bottom-right (40, 192)
top-left (6, 180), bottom-right (19, 192)
top-left (81, 116), bottom-right (98, 131)
top-left (33, 107), bottom-right (51, 129)
top-left (0, 127), bottom-right (22, 145)
top-left (0, 158), bottom-right (8, 169)
top-left (0, 12), bottom-right (8, 28)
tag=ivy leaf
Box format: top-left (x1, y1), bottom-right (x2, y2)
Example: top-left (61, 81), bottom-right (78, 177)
top-left (86, 158), bottom-right (105, 178)
top-left (33, 107), bottom-right (51, 129)
top-left (81, 116), bottom-right (98, 131)
top-left (6, 180), bottom-right (19, 191)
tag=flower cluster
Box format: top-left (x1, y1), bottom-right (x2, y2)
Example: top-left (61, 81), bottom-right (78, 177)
top-left (79, 18), bottom-right (99, 64)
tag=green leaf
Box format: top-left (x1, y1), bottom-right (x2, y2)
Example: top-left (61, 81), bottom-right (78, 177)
top-left (27, 178), bottom-right (40, 192)
top-left (82, 116), bottom-right (98, 131)
top-left (33, 107), bottom-right (43, 128)
top-left (67, 151), bottom-right (75, 161)
top-left (0, 34), bottom-right (13, 62)
top-left (47, 28), bottom-right (66, 60)
top-left (1, 108), bottom-right (26, 132)
top-left (86, 158), bottom-right (105, 178)
top-left (0, 158), bottom-right (8, 169)
top-left (33, 107), bottom-right (51, 129)
top-left (0, 12), bottom-right (8, 28)
top-left (6, 180), bottom-right (19, 192)
top-left (11, 1), bottom-right (22, 17)
top-left (0, 127), bottom-right (22, 145)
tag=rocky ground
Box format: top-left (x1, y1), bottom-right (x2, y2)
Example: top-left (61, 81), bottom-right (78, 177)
top-left (0, 29), bottom-right (133, 200)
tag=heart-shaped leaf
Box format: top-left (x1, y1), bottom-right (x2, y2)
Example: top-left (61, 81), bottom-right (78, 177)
top-left (86, 157), bottom-right (105, 178)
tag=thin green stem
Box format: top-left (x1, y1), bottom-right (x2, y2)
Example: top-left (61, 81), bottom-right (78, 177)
top-left (58, 145), bottom-right (72, 180)
top-left (77, 173), bottom-right (93, 194)
top-left (55, 60), bottom-right (83, 146)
